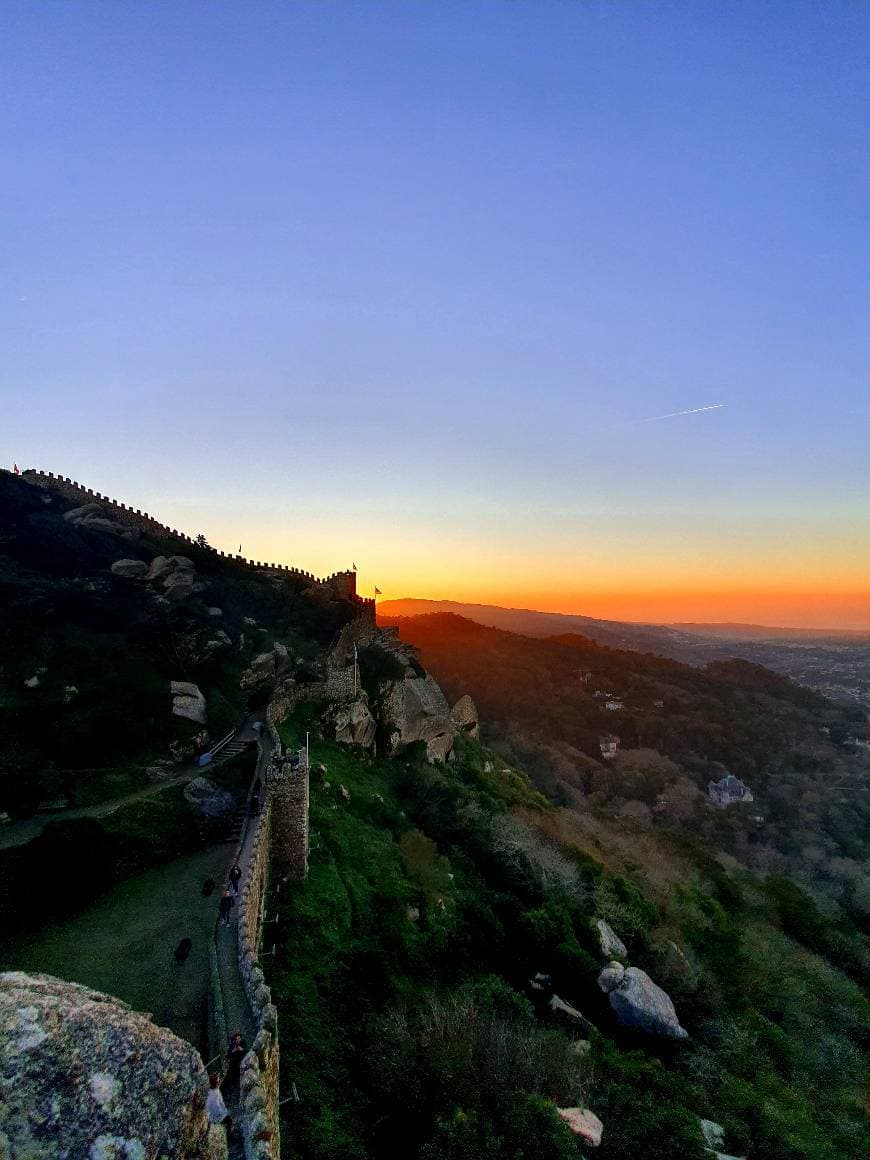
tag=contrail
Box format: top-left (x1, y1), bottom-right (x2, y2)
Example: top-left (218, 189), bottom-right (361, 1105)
top-left (642, 403), bottom-right (725, 422)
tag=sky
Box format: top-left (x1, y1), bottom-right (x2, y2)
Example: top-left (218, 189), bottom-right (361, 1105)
top-left (2, 2), bottom-right (868, 628)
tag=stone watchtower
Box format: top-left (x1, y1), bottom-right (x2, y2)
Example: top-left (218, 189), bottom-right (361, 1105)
top-left (268, 749), bottom-right (309, 881)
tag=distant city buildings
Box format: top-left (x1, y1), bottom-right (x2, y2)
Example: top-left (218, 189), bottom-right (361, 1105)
top-left (708, 773), bottom-right (754, 807)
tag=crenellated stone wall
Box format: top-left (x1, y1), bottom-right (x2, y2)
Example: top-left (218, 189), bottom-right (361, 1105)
top-left (236, 801), bottom-right (280, 1160)
top-left (20, 469), bottom-right (375, 612)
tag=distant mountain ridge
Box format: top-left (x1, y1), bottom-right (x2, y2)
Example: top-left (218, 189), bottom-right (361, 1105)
top-left (376, 598), bottom-right (689, 651)
top-left (377, 599), bottom-right (870, 707)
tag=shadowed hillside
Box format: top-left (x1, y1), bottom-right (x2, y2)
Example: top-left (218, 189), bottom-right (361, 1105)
top-left (380, 612), bottom-right (870, 922)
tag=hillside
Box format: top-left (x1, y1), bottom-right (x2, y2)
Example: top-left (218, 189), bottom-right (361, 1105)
top-left (379, 613), bottom-right (870, 922)
top-left (1, 474), bottom-right (868, 1160)
top-left (0, 468), bottom-right (360, 819)
top-left (377, 599), bottom-right (870, 709)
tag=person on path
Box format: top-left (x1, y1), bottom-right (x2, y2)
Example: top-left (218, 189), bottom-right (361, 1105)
top-left (206, 1073), bottom-right (231, 1131)
top-left (229, 863), bottom-right (242, 896)
top-left (218, 888), bottom-right (233, 927)
top-left (248, 791), bottom-right (260, 817)
top-left (224, 1030), bottom-right (247, 1090)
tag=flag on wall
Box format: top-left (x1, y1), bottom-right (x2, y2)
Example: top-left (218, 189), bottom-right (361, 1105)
top-left (13, 463), bottom-right (20, 474)
top-left (374, 587), bottom-right (382, 595)
top-left (352, 562), bottom-right (357, 571)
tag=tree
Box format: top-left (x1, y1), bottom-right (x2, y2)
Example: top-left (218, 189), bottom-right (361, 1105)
top-left (195, 533), bottom-right (210, 549)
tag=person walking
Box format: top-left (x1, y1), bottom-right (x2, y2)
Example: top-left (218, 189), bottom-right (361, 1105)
top-left (229, 863), bottom-right (242, 896)
top-left (224, 1030), bottom-right (247, 1090)
top-left (218, 888), bottom-right (233, 927)
top-left (206, 1073), bottom-right (231, 1132)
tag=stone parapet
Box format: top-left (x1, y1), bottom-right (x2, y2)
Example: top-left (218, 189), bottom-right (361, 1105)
top-left (20, 470), bottom-right (365, 597)
top-left (236, 787), bottom-right (280, 1156)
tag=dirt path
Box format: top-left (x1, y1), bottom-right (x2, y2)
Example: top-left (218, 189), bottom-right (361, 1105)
top-left (0, 719), bottom-right (262, 851)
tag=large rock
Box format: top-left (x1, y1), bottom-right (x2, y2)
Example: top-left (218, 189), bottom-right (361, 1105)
top-left (450, 694), bottom-right (480, 740)
top-left (382, 674), bottom-right (455, 762)
top-left (145, 555), bottom-right (174, 581)
top-left (595, 918), bottom-right (627, 960)
top-left (240, 651), bottom-right (277, 689)
top-left (273, 641), bottom-right (289, 674)
top-left (557, 1107), bottom-right (603, 1147)
top-left (164, 571), bottom-right (194, 602)
top-left (326, 696), bottom-right (377, 750)
top-left (597, 962), bottom-right (688, 1040)
top-left (548, 994), bottom-right (590, 1028)
top-left (204, 630), bottom-right (233, 656)
top-left (110, 558), bottom-right (147, 579)
top-left (0, 971), bottom-right (226, 1160)
top-left (78, 516), bottom-right (121, 533)
top-left (170, 681), bottom-right (207, 724)
top-left (700, 1118), bottom-right (746, 1160)
top-left (183, 777), bottom-right (234, 817)
top-left (63, 502), bottom-right (103, 523)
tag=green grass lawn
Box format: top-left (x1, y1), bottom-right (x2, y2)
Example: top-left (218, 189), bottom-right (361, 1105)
top-left (0, 843), bottom-right (231, 1052)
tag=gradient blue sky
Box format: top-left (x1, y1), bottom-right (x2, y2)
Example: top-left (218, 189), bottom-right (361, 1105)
top-left (2, 2), bottom-right (868, 625)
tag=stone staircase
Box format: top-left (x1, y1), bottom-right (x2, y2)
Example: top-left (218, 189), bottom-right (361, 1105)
top-left (212, 735), bottom-right (251, 765)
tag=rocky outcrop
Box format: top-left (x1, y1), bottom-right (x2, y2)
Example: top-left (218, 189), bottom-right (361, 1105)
top-left (171, 681), bottom-right (207, 725)
top-left (110, 558), bottom-right (148, 579)
top-left (240, 643), bottom-right (290, 690)
top-left (324, 695), bottom-right (377, 750)
top-left (0, 971), bottom-right (226, 1160)
top-left (700, 1118), bottom-right (745, 1160)
top-left (595, 918), bottom-right (627, 960)
top-left (548, 994), bottom-right (591, 1028)
top-left (64, 502), bottom-right (104, 524)
top-left (63, 503), bottom-right (138, 541)
top-left (557, 1107), bottom-right (603, 1147)
top-left (145, 555), bottom-right (175, 582)
top-left (450, 694), bottom-right (480, 740)
top-left (597, 961), bottom-right (688, 1039)
top-left (183, 776), bottom-right (234, 817)
top-left (203, 629), bottom-right (233, 658)
top-left (382, 673), bottom-right (455, 762)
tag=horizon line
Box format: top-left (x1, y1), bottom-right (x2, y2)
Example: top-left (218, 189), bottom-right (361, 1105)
top-left (376, 596), bottom-right (870, 636)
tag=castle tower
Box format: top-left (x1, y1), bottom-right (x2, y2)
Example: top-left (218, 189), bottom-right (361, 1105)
top-left (268, 751), bottom-right (309, 881)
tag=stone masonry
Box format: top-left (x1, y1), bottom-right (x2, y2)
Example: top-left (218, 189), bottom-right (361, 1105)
top-left (269, 751), bottom-right (310, 882)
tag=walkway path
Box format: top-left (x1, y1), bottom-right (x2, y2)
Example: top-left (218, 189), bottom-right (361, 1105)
top-left (0, 720), bottom-right (259, 851)
top-left (213, 725), bottom-right (274, 1149)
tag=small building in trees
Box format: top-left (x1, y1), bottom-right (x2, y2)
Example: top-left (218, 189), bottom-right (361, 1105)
top-left (708, 773), bottom-right (754, 807)
top-left (599, 733), bottom-right (620, 760)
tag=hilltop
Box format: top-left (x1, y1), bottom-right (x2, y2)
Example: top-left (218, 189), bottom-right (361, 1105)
top-left (0, 468), bottom-right (367, 820)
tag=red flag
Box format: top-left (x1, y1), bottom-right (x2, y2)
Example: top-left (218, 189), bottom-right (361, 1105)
top-left (374, 587), bottom-right (382, 595)
top-left (13, 463), bottom-right (20, 474)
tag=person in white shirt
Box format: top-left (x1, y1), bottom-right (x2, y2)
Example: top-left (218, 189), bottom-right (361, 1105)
top-left (206, 1073), bottom-right (230, 1129)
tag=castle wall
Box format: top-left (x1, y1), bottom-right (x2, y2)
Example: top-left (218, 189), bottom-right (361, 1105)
top-left (21, 470), bottom-right (375, 610)
top-left (236, 801), bottom-right (280, 1159)
top-left (269, 753), bottom-right (309, 882)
